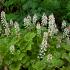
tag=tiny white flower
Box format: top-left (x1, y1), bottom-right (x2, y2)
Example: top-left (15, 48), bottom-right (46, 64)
top-left (48, 13), bottom-right (58, 36)
top-left (36, 23), bottom-right (41, 36)
top-left (1, 11), bottom-right (7, 25)
top-left (47, 54), bottom-right (52, 62)
top-left (49, 13), bottom-right (55, 21)
top-left (4, 26), bottom-right (10, 36)
top-left (24, 15), bottom-right (31, 28)
top-left (62, 20), bottom-right (66, 28)
top-left (63, 28), bottom-right (69, 38)
top-left (1, 11), bottom-right (6, 20)
top-left (41, 13), bottom-right (47, 26)
top-left (33, 14), bottom-right (37, 24)
top-left (36, 23), bottom-right (41, 29)
top-left (10, 45), bottom-right (15, 54)
top-left (27, 15), bottom-right (31, 21)
top-left (43, 32), bottom-right (48, 39)
top-left (56, 43), bottom-right (61, 48)
top-left (14, 21), bottom-right (20, 35)
top-left (38, 32), bottom-right (48, 59)
top-left (1, 11), bottom-right (10, 36)
top-left (10, 19), bottom-right (13, 27)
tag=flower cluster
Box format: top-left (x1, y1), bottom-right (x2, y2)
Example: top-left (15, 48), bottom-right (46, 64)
top-left (10, 19), bottom-right (14, 27)
top-left (10, 45), bottom-right (15, 54)
top-left (14, 21), bottom-right (20, 36)
top-left (1, 11), bottom-right (20, 36)
top-left (23, 13), bottom-right (58, 37)
top-left (47, 54), bottom-right (53, 62)
top-left (38, 32), bottom-right (48, 59)
top-left (36, 22), bottom-right (41, 36)
top-left (48, 13), bottom-right (58, 37)
top-left (1, 11), bottom-right (7, 25)
top-left (33, 14), bottom-right (37, 24)
top-left (62, 21), bottom-right (70, 38)
top-left (1, 11), bottom-right (10, 36)
top-left (24, 15), bottom-right (31, 28)
top-left (4, 25), bottom-right (10, 36)
top-left (41, 13), bottom-right (47, 26)
top-left (62, 20), bottom-right (66, 29)
top-left (63, 28), bottom-right (69, 38)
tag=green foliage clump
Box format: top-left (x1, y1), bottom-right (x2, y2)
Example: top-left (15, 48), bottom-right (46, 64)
top-left (1, 0), bottom-right (70, 25)
top-left (0, 17), bottom-right (70, 70)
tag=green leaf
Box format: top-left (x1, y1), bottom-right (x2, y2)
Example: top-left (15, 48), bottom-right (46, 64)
top-left (24, 32), bottom-right (36, 41)
top-left (6, 13), bottom-right (18, 21)
top-left (62, 53), bottom-right (70, 62)
top-left (51, 58), bottom-right (64, 67)
top-left (4, 0), bottom-right (15, 7)
top-left (9, 62), bottom-right (21, 70)
top-left (62, 43), bottom-right (70, 51)
top-left (32, 60), bottom-right (46, 70)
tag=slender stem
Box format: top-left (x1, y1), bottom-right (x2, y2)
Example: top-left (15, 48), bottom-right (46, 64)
top-left (4, 65), bottom-right (8, 70)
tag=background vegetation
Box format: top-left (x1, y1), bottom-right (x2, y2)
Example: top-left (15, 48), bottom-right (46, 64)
top-left (0, 0), bottom-right (70, 70)
top-left (0, 0), bottom-right (70, 28)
